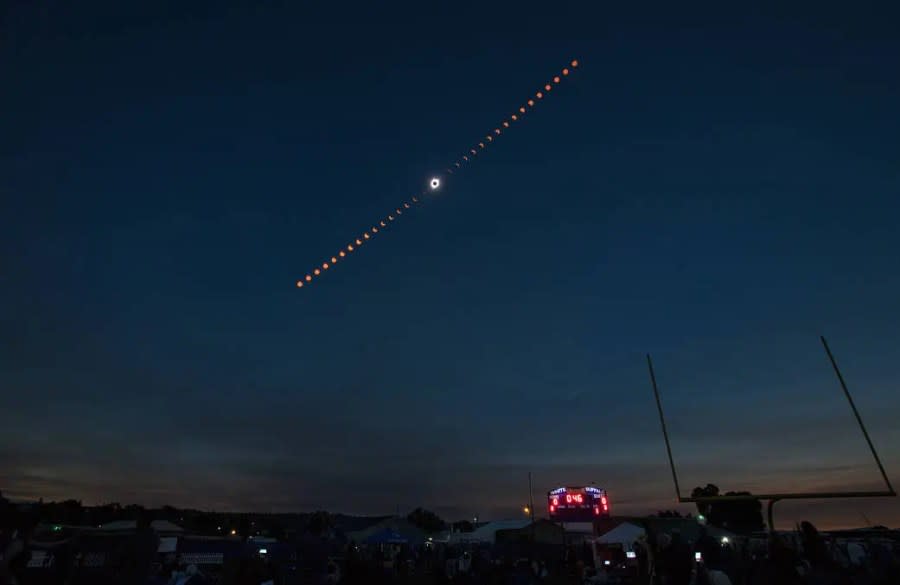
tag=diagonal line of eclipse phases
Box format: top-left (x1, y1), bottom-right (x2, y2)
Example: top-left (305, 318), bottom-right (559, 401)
top-left (296, 59), bottom-right (580, 289)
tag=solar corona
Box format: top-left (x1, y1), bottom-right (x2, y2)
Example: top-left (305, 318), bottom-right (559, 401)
top-left (295, 59), bottom-right (580, 289)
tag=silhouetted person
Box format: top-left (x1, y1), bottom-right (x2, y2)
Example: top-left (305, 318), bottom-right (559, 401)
top-left (766, 534), bottom-right (803, 585)
top-left (632, 540), bottom-right (648, 583)
top-left (800, 521), bottom-right (846, 585)
top-left (1, 510), bottom-right (38, 585)
top-left (664, 533), bottom-right (692, 585)
top-left (116, 511), bottom-right (159, 585)
top-left (221, 554), bottom-right (267, 585)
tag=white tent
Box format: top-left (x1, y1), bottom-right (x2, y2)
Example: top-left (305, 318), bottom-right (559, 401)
top-left (449, 520), bottom-right (531, 544)
top-left (597, 522), bottom-right (645, 551)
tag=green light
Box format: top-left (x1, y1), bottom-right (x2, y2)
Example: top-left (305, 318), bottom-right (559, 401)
top-left (52, 525), bottom-right (62, 532)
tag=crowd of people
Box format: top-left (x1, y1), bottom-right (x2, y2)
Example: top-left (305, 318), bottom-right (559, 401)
top-left (3, 507), bottom-right (899, 585)
top-left (629, 521), bottom-right (900, 585)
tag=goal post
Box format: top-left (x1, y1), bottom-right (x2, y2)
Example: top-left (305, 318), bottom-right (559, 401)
top-left (646, 336), bottom-right (895, 531)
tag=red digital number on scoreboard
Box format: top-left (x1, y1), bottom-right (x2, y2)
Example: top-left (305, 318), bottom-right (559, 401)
top-left (551, 492), bottom-right (585, 506)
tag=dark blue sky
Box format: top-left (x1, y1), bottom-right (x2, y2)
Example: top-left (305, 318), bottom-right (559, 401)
top-left (3, 2), bottom-right (899, 528)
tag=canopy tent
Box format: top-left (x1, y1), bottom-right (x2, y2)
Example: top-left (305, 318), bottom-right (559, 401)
top-left (349, 518), bottom-right (426, 545)
top-left (597, 522), bottom-right (645, 551)
top-left (596, 518), bottom-right (737, 550)
top-left (366, 528), bottom-right (409, 545)
top-left (450, 520), bottom-right (531, 544)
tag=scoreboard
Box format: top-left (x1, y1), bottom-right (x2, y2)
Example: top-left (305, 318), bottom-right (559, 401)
top-left (547, 486), bottom-right (610, 521)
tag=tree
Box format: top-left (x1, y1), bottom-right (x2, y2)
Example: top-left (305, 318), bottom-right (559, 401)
top-left (55, 500), bottom-right (84, 525)
top-left (691, 484), bottom-right (720, 518)
top-left (307, 511), bottom-right (333, 536)
top-left (691, 484), bottom-right (764, 534)
top-left (452, 520), bottom-right (474, 533)
top-left (407, 508), bottom-right (447, 534)
top-left (717, 491), bottom-right (765, 533)
top-left (238, 517), bottom-right (251, 541)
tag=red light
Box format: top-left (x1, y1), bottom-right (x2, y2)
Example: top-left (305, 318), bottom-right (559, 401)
top-left (603, 504), bottom-right (609, 512)
top-left (549, 505), bottom-right (555, 513)
top-left (601, 495), bottom-right (608, 506)
top-left (593, 506), bottom-right (600, 516)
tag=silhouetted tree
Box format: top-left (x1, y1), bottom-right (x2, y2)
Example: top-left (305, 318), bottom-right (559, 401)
top-left (452, 520), bottom-right (474, 533)
top-left (239, 517), bottom-right (251, 542)
top-left (0, 491), bottom-right (11, 530)
top-left (307, 511), bottom-right (333, 536)
top-left (39, 499), bottom-right (84, 525)
top-left (718, 491), bottom-right (764, 533)
top-left (691, 484), bottom-right (720, 518)
top-left (407, 508), bottom-right (447, 534)
top-left (191, 511), bottom-right (219, 534)
top-left (691, 484), bottom-right (764, 534)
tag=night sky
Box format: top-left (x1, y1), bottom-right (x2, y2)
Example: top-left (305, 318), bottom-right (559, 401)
top-left (3, 3), bottom-right (899, 529)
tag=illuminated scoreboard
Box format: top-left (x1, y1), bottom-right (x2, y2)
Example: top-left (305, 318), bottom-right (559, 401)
top-left (548, 486), bottom-right (610, 521)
